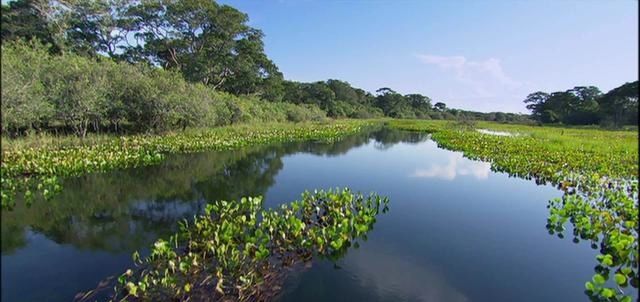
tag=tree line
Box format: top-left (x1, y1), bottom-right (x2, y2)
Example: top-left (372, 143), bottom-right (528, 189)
top-left (2, 0), bottom-right (633, 137)
top-left (1, 41), bottom-right (327, 137)
top-left (523, 82), bottom-right (638, 127)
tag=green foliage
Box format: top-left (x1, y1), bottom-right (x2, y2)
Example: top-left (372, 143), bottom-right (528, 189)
top-left (1, 0), bottom-right (284, 98)
top-left (0, 40), bottom-right (327, 137)
top-left (279, 80), bottom-right (529, 122)
top-left (124, 0), bottom-right (283, 97)
top-left (0, 40), bottom-right (53, 135)
top-left (598, 82), bottom-right (639, 128)
top-left (1, 0), bottom-right (57, 52)
top-left (1, 0), bottom-right (534, 129)
top-left (1, 120), bottom-right (372, 209)
top-left (388, 119), bottom-right (639, 301)
top-left (104, 189), bottom-right (389, 301)
top-left (44, 51), bottom-right (111, 137)
top-left (524, 84), bottom-right (638, 127)
top-left (389, 120), bottom-right (637, 180)
top-left (2, 0), bottom-right (628, 128)
top-left (547, 175), bottom-right (638, 301)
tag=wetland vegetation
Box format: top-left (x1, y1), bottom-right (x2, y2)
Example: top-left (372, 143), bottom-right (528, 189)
top-left (388, 120), bottom-right (638, 301)
top-left (1, 120), bottom-right (373, 209)
top-left (99, 189), bottom-right (389, 301)
top-left (1, 1), bottom-right (638, 301)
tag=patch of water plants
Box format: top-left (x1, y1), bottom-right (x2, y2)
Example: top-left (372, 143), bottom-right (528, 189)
top-left (387, 120), bottom-right (637, 182)
top-left (387, 119), bottom-right (638, 301)
top-left (75, 188), bottom-right (389, 301)
top-left (1, 121), bottom-right (374, 210)
top-left (547, 174), bottom-right (638, 301)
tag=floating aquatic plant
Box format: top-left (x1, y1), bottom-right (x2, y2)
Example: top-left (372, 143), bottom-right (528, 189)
top-left (1, 121), bottom-right (374, 210)
top-left (547, 174), bottom-right (638, 301)
top-left (77, 188), bottom-right (389, 301)
top-left (388, 119), bottom-right (638, 301)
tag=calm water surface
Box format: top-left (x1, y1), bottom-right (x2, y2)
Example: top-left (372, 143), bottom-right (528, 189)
top-left (1, 128), bottom-right (615, 301)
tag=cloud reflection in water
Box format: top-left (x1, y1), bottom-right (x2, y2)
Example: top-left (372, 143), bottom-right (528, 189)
top-left (411, 152), bottom-right (491, 180)
top-left (343, 245), bottom-right (469, 302)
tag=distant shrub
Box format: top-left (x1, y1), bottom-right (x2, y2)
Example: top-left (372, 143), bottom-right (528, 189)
top-left (429, 112), bottom-right (443, 120)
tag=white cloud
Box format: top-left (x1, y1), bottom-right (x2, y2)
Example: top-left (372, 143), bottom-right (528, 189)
top-left (415, 53), bottom-right (526, 101)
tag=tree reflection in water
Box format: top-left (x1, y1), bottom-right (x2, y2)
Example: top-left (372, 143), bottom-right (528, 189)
top-left (1, 128), bottom-right (427, 255)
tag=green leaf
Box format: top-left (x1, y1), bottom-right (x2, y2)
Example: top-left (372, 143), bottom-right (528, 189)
top-left (600, 288), bottom-right (614, 298)
top-left (126, 282), bottom-right (138, 297)
top-left (330, 238), bottom-right (344, 250)
top-left (615, 273), bottom-right (627, 285)
top-left (592, 274), bottom-right (606, 285)
top-left (584, 281), bottom-right (595, 291)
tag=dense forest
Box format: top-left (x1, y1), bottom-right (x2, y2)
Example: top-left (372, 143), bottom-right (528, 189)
top-left (1, 0), bottom-right (636, 137)
top-left (523, 83), bottom-right (638, 127)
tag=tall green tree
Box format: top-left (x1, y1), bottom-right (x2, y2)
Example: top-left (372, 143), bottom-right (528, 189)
top-left (434, 102), bottom-right (447, 111)
top-left (1, 0), bottom-right (57, 51)
top-left (60, 0), bottom-right (132, 57)
top-left (124, 0), bottom-right (283, 98)
top-left (523, 91), bottom-right (550, 121)
top-left (327, 79), bottom-right (359, 104)
top-left (0, 40), bottom-right (53, 135)
top-left (598, 81), bottom-right (638, 127)
top-left (565, 86), bottom-right (601, 125)
top-left (405, 94), bottom-right (432, 111)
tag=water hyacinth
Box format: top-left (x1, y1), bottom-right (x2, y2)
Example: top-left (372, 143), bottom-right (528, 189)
top-left (547, 175), bottom-right (638, 301)
top-left (76, 188), bottom-right (389, 301)
top-left (387, 119), bottom-right (638, 301)
top-left (388, 120), bottom-right (636, 182)
top-left (1, 121), bottom-right (374, 210)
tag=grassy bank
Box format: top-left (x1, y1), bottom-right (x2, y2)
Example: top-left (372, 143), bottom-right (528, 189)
top-left (388, 119), bottom-right (637, 180)
top-left (1, 120), bottom-right (376, 209)
top-left (387, 119), bottom-right (638, 301)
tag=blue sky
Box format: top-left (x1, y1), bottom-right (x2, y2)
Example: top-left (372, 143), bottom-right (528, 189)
top-left (219, 0), bottom-right (638, 113)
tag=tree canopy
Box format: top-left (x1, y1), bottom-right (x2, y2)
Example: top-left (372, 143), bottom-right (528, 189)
top-left (523, 83), bottom-right (637, 127)
top-left (1, 0), bottom-right (635, 138)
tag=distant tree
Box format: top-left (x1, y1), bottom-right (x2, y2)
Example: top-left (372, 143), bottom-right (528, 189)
top-left (524, 87), bottom-right (602, 125)
top-left (282, 81), bottom-right (305, 104)
top-left (375, 88), bottom-right (411, 117)
top-left (303, 82), bottom-right (336, 112)
top-left (375, 87), bottom-right (396, 95)
top-left (434, 102), bottom-right (447, 111)
top-left (565, 86), bottom-right (601, 124)
top-left (327, 79), bottom-right (359, 104)
top-left (598, 81), bottom-right (638, 127)
top-left (523, 91), bottom-right (550, 121)
top-left (405, 94), bottom-right (432, 110)
top-left (43, 54), bottom-right (110, 137)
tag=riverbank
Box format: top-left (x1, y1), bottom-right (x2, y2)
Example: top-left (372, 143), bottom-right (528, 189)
top-left (1, 120), bottom-right (376, 209)
top-left (386, 119), bottom-right (638, 301)
top-left (387, 119), bottom-right (637, 180)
